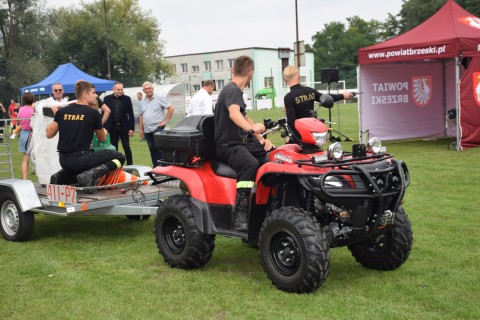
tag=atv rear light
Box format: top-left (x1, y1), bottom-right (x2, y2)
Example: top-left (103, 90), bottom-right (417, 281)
top-left (328, 142), bottom-right (343, 160)
top-left (368, 137), bottom-right (382, 154)
top-left (312, 132), bottom-right (328, 146)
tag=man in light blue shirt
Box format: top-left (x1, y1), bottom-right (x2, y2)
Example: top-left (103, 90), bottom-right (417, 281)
top-left (138, 81), bottom-right (174, 167)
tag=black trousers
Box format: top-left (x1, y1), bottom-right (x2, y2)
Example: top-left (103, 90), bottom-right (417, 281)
top-left (110, 123), bottom-right (132, 165)
top-left (59, 149), bottom-right (125, 175)
top-left (216, 139), bottom-right (269, 185)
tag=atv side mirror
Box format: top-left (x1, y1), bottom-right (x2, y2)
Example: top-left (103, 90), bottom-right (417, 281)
top-left (264, 118), bottom-right (273, 129)
top-left (319, 94), bottom-right (334, 108)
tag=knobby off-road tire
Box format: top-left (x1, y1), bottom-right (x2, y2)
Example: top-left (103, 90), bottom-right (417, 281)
top-left (0, 192), bottom-right (34, 242)
top-left (154, 195), bottom-right (215, 269)
top-left (259, 206), bottom-right (330, 293)
top-left (348, 206), bottom-right (413, 270)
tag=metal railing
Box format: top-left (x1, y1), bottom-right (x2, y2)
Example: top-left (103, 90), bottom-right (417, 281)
top-left (0, 118), bottom-right (14, 179)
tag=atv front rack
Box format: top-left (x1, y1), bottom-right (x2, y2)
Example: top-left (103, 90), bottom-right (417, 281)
top-left (295, 152), bottom-right (394, 168)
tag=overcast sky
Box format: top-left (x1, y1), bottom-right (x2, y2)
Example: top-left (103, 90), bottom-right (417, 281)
top-left (43, 0), bottom-right (404, 56)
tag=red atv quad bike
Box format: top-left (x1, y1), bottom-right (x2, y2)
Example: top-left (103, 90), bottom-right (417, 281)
top-left (148, 105), bottom-right (413, 294)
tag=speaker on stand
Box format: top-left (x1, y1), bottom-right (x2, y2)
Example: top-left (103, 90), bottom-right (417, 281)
top-left (321, 68), bottom-right (340, 142)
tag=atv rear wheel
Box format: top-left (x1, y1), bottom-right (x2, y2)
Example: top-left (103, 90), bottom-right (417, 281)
top-left (154, 195), bottom-right (215, 269)
top-left (348, 206), bottom-right (413, 270)
top-left (259, 206), bottom-right (330, 293)
top-left (0, 192), bottom-right (34, 242)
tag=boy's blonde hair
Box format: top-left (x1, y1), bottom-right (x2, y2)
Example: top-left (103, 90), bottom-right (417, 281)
top-left (283, 65), bottom-right (299, 81)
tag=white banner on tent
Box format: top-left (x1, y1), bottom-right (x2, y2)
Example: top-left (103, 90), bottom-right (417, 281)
top-left (359, 61), bottom-right (457, 141)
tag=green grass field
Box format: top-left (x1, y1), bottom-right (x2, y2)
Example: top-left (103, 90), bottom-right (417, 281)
top-left (1, 105), bottom-right (479, 320)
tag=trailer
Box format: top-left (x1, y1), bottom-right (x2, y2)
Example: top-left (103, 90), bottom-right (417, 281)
top-left (0, 165), bottom-right (180, 242)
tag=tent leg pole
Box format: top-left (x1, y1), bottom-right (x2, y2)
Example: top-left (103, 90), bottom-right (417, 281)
top-left (455, 57), bottom-right (461, 150)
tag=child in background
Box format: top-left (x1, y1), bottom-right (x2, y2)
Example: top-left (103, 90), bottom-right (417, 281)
top-left (16, 93), bottom-right (35, 179)
top-left (8, 99), bottom-right (18, 134)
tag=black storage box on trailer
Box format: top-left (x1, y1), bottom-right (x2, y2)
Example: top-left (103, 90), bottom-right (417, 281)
top-left (153, 115), bottom-right (215, 164)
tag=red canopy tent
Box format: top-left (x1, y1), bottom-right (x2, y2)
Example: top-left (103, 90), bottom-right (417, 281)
top-left (358, 0), bottom-right (480, 149)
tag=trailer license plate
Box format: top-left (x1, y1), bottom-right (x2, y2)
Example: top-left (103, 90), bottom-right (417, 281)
top-left (47, 184), bottom-right (77, 204)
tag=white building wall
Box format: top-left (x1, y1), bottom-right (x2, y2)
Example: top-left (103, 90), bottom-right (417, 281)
top-left (165, 47), bottom-right (314, 110)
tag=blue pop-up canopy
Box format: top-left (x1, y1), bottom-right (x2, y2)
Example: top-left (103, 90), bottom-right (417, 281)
top-left (20, 63), bottom-right (115, 95)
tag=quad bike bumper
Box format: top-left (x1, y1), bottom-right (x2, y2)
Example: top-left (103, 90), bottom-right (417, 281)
top-left (300, 159), bottom-right (409, 233)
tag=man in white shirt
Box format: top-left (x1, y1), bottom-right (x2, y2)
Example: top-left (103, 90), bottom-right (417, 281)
top-left (138, 81), bottom-right (174, 167)
top-left (187, 80), bottom-right (214, 116)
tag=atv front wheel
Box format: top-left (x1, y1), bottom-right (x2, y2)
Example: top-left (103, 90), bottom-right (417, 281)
top-left (348, 206), bottom-right (413, 270)
top-left (154, 195), bottom-right (215, 269)
top-left (259, 206), bottom-right (330, 293)
top-left (0, 192), bottom-right (34, 242)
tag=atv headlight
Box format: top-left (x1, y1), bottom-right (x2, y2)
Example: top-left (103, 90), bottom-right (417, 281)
top-left (328, 142), bottom-right (343, 160)
top-left (368, 137), bottom-right (382, 154)
top-left (312, 132), bottom-right (328, 146)
top-left (325, 176), bottom-right (345, 188)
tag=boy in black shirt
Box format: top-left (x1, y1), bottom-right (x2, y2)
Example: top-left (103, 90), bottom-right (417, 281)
top-left (46, 80), bottom-right (125, 192)
top-left (214, 56), bottom-right (273, 231)
top-left (283, 65), bottom-right (353, 137)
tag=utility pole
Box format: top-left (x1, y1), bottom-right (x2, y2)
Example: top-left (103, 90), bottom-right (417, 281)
top-left (295, 0), bottom-right (300, 68)
top-left (103, 0), bottom-right (112, 79)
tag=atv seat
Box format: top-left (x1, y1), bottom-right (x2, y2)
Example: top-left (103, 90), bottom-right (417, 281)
top-left (211, 160), bottom-right (237, 179)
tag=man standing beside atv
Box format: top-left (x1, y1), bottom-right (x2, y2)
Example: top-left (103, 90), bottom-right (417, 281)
top-left (283, 65), bottom-right (353, 137)
top-left (214, 55), bottom-right (274, 232)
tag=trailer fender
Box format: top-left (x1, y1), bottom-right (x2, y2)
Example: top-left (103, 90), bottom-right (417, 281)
top-left (123, 165), bottom-right (152, 178)
top-left (0, 179), bottom-right (42, 212)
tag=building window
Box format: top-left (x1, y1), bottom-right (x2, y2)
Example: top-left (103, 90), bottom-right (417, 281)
top-left (264, 77), bottom-right (274, 88)
top-left (192, 65), bottom-right (199, 73)
top-left (228, 59), bottom-right (235, 69)
top-left (193, 84), bottom-right (200, 91)
top-left (216, 80), bottom-right (224, 90)
top-left (215, 60), bottom-right (223, 71)
top-left (204, 61), bottom-right (211, 72)
top-left (180, 63), bottom-right (188, 73)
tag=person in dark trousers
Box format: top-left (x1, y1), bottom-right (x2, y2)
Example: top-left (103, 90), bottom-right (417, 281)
top-left (104, 82), bottom-right (134, 165)
top-left (214, 55), bottom-right (273, 232)
top-left (46, 80), bottom-right (125, 193)
top-left (283, 65), bottom-right (353, 137)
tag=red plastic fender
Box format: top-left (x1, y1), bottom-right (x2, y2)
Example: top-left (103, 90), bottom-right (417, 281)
top-left (254, 161), bottom-right (329, 205)
top-left (151, 163), bottom-right (237, 205)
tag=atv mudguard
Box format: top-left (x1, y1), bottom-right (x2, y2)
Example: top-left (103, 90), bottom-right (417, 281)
top-left (150, 162), bottom-right (237, 205)
top-left (255, 162), bottom-right (328, 205)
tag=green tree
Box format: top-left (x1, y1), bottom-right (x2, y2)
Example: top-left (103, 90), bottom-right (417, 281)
top-left (0, 0), bottom-right (52, 102)
top-left (47, 0), bottom-right (171, 87)
top-left (380, 13), bottom-right (403, 40)
top-left (399, 0), bottom-right (480, 32)
top-left (310, 17), bottom-right (381, 87)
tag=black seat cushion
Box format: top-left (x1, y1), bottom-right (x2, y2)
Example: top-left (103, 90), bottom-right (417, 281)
top-left (211, 160), bottom-right (237, 179)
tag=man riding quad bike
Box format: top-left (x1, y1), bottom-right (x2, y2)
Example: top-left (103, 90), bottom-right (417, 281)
top-left (148, 98), bottom-right (413, 294)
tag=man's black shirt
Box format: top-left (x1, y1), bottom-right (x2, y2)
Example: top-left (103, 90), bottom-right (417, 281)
top-left (284, 84), bottom-right (344, 136)
top-left (54, 103), bottom-right (103, 154)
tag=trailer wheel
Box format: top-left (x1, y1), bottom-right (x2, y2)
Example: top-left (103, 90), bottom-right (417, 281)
top-left (0, 192), bottom-right (34, 242)
top-left (154, 195), bottom-right (215, 269)
top-left (348, 206), bottom-right (413, 270)
top-left (259, 206), bottom-right (330, 293)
